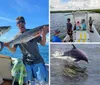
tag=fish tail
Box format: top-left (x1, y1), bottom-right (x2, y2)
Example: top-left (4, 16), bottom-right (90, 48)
top-left (0, 41), bottom-right (4, 51)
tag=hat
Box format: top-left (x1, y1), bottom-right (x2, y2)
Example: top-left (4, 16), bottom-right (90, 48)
top-left (54, 29), bottom-right (60, 34)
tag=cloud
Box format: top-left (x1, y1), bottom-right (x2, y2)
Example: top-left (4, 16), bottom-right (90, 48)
top-left (50, 0), bottom-right (100, 10)
top-left (0, 16), bottom-right (15, 22)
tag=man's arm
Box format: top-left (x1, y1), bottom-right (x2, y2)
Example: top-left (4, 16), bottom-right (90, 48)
top-left (4, 42), bottom-right (16, 53)
top-left (40, 26), bottom-right (49, 46)
top-left (40, 35), bottom-right (46, 46)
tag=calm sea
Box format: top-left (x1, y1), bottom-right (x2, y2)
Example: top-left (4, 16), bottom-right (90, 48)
top-left (0, 45), bottom-right (49, 64)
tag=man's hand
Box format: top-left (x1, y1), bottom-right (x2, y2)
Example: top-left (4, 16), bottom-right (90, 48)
top-left (4, 42), bottom-right (16, 53)
top-left (39, 26), bottom-right (49, 46)
top-left (41, 26), bottom-right (49, 37)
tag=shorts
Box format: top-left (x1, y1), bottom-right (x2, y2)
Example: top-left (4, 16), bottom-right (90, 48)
top-left (67, 31), bottom-right (73, 35)
top-left (24, 63), bottom-right (48, 84)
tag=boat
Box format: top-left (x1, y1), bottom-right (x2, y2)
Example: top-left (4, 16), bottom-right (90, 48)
top-left (0, 54), bottom-right (49, 85)
top-left (63, 11), bottom-right (100, 42)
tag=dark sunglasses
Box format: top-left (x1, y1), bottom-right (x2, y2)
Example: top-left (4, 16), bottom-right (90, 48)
top-left (17, 20), bottom-right (25, 24)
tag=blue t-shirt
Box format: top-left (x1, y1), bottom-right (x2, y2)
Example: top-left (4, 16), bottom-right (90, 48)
top-left (82, 23), bottom-right (86, 30)
top-left (76, 26), bottom-right (80, 30)
top-left (52, 36), bottom-right (62, 42)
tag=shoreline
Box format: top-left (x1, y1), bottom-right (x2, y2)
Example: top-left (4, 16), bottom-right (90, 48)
top-left (50, 9), bottom-right (100, 13)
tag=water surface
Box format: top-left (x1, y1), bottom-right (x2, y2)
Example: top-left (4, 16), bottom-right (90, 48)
top-left (50, 44), bottom-right (100, 85)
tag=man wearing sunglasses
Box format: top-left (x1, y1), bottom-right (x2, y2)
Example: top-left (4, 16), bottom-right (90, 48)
top-left (4, 16), bottom-right (49, 85)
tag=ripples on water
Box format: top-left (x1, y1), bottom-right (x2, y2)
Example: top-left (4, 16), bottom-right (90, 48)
top-left (50, 44), bottom-right (100, 85)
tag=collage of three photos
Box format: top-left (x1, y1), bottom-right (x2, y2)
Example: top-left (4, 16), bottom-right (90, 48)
top-left (0, 0), bottom-right (100, 85)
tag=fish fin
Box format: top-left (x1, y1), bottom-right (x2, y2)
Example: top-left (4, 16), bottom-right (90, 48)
top-left (72, 44), bottom-right (76, 49)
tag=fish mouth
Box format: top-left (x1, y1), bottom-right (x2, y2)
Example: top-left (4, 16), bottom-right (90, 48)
top-left (82, 60), bottom-right (89, 63)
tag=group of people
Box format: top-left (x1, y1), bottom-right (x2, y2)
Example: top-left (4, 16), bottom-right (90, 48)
top-left (52, 17), bottom-right (94, 42)
top-left (75, 19), bottom-right (86, 30)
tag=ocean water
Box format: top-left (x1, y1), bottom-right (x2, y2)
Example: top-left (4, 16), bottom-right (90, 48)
top-left (0, 45), bottom-right (49, 64)
top-left (50, 44), bottom-right (100, 85)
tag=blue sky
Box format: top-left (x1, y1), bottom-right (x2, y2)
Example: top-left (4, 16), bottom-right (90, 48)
top-left (0, 0), bottom-right (49, 44)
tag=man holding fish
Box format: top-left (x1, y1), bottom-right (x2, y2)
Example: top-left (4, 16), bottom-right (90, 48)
top-left (4, 16), bottom-right (49, 85)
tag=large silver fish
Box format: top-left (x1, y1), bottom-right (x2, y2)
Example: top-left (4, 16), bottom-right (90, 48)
top-left (0, 26), bottom-right (11, 36)
top-left (0, 24), bottom-right (49, 51)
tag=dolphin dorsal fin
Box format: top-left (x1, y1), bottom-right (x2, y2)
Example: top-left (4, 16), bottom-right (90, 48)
top-left (72, 44), bottom-right (76, 49)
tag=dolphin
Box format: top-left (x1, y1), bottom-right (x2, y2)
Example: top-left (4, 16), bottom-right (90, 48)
top-left (62, 44), bottom-right (88, 63)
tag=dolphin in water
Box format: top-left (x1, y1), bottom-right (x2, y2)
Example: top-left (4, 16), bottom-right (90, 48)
top-left (62, 44), bottom-right (88, 63)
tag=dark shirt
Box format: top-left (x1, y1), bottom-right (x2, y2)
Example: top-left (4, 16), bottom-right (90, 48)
top-left (67, 23), bottom-right (72, 35)
top-left (14, 29), bottom-right (44, 65)
top-left (89, 20), bottom-right (93, 25)
top-left (67, 23), bottom-right (72, 32)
